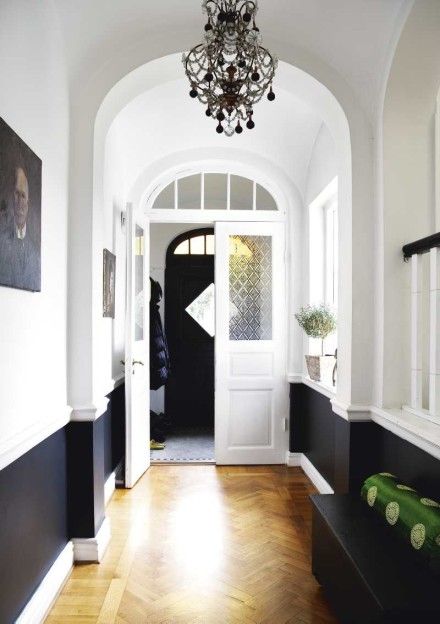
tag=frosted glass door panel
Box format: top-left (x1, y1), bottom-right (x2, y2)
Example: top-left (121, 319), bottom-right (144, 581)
top-left (134, 224), bottom-right (144, 341)
top-left (229, 235), bottom-right (272, 340)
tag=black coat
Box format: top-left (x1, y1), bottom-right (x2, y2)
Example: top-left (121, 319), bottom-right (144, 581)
top-left (150, 278), bottom-right (171, 390)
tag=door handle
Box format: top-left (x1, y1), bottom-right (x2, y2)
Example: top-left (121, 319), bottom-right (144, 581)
top-left (132, 360), bottom-right (144, 366)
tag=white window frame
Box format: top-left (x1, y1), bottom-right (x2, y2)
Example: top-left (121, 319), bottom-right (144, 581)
top-left (308, 177), bottom-right (338, 356)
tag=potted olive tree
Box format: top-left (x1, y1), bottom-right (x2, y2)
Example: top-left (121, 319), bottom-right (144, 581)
top-left (295, 303), bottom-right (337, 384)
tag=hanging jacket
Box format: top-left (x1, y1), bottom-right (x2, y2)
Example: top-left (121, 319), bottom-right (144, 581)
top-left (150, 278), bottom-right (171, 390)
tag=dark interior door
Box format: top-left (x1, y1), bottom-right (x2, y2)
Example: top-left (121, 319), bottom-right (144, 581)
top-left (165, 229), bottom-right (214, 428)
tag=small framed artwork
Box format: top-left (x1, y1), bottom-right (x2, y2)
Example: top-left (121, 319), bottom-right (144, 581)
top-left (103, 248), bottom-right (116, 318)
top-left (0, 117), bottom-right (42, 292)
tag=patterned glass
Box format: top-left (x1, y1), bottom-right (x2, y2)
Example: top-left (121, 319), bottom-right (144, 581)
top-left (229, 235), bottom-right (272, 340)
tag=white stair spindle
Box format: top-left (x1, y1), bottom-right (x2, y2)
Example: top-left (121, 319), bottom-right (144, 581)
top-left (411, 254), bottom-right (423, 409)
top-left (429, 247), bottom-right (440, 415)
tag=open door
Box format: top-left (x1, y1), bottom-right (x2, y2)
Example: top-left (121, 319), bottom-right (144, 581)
top-left (215, 222), bottom-right (287, 464)
top-left (125, 203), bottom-right (150, 487)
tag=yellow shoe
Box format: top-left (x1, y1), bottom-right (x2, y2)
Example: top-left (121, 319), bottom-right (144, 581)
top-left (150, 440), bottom-right (165, 450)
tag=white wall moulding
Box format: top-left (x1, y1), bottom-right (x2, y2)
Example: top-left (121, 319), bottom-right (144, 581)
top-left (0, 407), bottom-right (71, 472)
top-left (70, 398), bottom-right (110, 422)
top-left (72, 517), bottom-right (111, 563)
top-left (370, 406), bottom-right (440, 463)
top-left (288, 373), bottom-right (336, 400)
top-left (330, 399), bottom-right (371, 422)
top-left (286, 452), bottom-right (334, 494)
top-left (15, 542), bottom-right (73, 624)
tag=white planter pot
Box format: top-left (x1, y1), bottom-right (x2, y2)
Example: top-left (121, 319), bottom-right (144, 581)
top-left (305, 355), bottom-right (336, 384)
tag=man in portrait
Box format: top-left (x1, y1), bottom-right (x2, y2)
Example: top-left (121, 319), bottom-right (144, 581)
top-left (0, 118), bottom-right (41, 292)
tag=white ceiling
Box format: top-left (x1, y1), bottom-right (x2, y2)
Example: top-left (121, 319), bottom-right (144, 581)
top-left (54, 0), bottom-right (408, 119)
top-left (111, 76), bottom-right (323, 198)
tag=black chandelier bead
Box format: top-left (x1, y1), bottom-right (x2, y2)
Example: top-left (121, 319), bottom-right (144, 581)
top-left (205, 72), bottom-right (214, 82)
top-left (217, 111), bottom-right (225, 122)
top-left (218, 11), bottom-right (226, 22)
top-left (189, 88), bottom-right (198, 98)
top-left (206, 107), bottom-right (212, 117)
top-left (204, 23), bottom-right (212, 31)
top-left (251, 72), bottom-right (260, 82)
top-left (235, 121), bottom-right (243, 134)
top-left (267, 88), bottom-right (276, 101)
top-left (218, 56), bottom-right (225, 66)
top-left (243, 12), bottom-right (251, 22)
top-left (238, 59), bottom-right (246, 69)
top-left (246, 118), bottom-right (255, 129)
top-left (216, 123), bottom-right (224, 134)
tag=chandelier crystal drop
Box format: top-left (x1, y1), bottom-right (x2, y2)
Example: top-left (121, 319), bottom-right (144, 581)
top-left (183, 0), bottom-right (277, 136)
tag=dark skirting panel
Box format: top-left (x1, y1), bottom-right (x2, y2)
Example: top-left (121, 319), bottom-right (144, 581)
top-left (290, 383), bottom-right (440, 497)
top-left (290, 383), bottom-right (337, 488)
top-left (0, 427), bottom-right (68, 623)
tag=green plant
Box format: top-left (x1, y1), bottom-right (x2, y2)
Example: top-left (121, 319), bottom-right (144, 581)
top-left (295, 304), bottom-right (336, 355)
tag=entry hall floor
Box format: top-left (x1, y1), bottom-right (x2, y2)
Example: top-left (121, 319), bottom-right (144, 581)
top-left (46, 466), bottom-right (338, 624)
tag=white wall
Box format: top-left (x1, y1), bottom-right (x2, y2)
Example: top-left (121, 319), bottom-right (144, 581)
top-left (94, 118), bottom-right (127, 398)
top-left (381, 0), bottom-right (440, 408)
top-left (149, 222), bottom-right (206, 413)
top-left (0, 0), bottom-right (69, 464)
top-left (306, 123), bottom-right (337, 207)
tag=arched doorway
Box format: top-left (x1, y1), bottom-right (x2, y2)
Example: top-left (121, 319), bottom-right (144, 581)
top-left (165, 228), bottom-right (215, 432)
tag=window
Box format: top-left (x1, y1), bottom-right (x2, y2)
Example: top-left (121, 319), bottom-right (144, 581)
top-left (309, 177), bottom-right (338, 356)
top-left (171, 232), bottom-right (215, 256)
top-left (151, 173), bottom-right (278, 213)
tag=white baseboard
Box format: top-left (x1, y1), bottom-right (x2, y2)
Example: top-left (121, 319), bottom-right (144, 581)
top-left (285, 451), bottom-right (301, 466)
top-left (300, 455), bottom-right (334, 494)
top-left (286, 452), bottom-right (334, 494)
top-left (72, 517), bottom-right (111, 563)
top-left (104, 472), bottom-right (116, 506)
top-left (16, 541), bottom-right (73, 624)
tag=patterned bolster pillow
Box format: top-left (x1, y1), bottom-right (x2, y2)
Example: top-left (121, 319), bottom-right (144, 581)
top-left (361, 473), bottom-right (440, 573)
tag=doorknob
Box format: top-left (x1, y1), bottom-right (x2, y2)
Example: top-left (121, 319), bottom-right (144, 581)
top-left (132, 360), bottom-right (144, 366)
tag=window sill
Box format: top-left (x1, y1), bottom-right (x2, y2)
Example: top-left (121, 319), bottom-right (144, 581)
top-left (287, 373), bottom-right (336, 400)
top-left (370, 405), bottom-right (440, 461)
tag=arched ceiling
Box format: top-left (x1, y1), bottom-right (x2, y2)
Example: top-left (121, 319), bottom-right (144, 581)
top-left (107, 71), bottom-right (323, 199)
top-left (54, 0), bottom-right (409, 119)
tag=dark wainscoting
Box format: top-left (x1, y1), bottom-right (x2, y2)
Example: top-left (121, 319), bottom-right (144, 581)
top-left (0, 383), bottom-right (126, 621)
top-left (103, 381), bottom-right (125, 481)
top-left (0, 428), bottom-right (68, 624)
top-left (290, 383), bottom-right (440, 496)
top-left (67, 382), bottom-right (125, 538)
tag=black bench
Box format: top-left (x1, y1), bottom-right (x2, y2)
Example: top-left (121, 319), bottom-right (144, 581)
top-left (311, 494), bottom-right (440, 624)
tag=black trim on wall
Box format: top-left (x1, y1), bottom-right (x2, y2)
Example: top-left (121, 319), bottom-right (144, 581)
top-left (67, 383), bottom-right (125, 538)
top-left (290, 383), bottom-right (440, 497)
top-left (67, 420), bottom-right (105, 537)
top-left (0, 428), bottom-right (68, 623)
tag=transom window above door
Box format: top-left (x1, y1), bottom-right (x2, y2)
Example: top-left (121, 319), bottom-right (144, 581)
top-left (173, 232), bottom-right (215, 256)
top-left (152, 173), bottom-right (278, 212)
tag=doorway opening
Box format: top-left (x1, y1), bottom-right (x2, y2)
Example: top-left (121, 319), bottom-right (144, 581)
top-left (150, 225), bottom-right (215, 462)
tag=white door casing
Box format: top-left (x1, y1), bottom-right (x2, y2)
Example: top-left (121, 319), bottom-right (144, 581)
top-left (215, 221), bottom-right (288, 464)
top-left (125, 203), bottom-right (150, 487)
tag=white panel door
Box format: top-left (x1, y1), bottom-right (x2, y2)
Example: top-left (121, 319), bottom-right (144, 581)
top-left (125, 203), bottom-right (150, 487)
top-left (215, 222), bottom-right (288, 464)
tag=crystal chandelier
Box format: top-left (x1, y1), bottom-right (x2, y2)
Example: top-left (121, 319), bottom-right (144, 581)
top-left (183, 0), bottom-right (277, 136)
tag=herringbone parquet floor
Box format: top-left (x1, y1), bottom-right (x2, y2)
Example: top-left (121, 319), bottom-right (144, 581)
top-left (46, 465), bottom-right (338, 624)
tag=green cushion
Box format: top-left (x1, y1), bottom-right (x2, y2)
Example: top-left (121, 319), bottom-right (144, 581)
top-left (361, 473), bottom-right (440, 572)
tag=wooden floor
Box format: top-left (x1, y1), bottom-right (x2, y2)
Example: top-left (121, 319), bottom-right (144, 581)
top-left (46, 465), bottom-right (338, 624)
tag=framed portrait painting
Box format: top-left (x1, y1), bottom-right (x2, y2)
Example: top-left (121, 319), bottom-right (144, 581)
top-left (103, 248), bottom-right (116, 318)
top-left (0, 117), bottom-right (42, 292)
